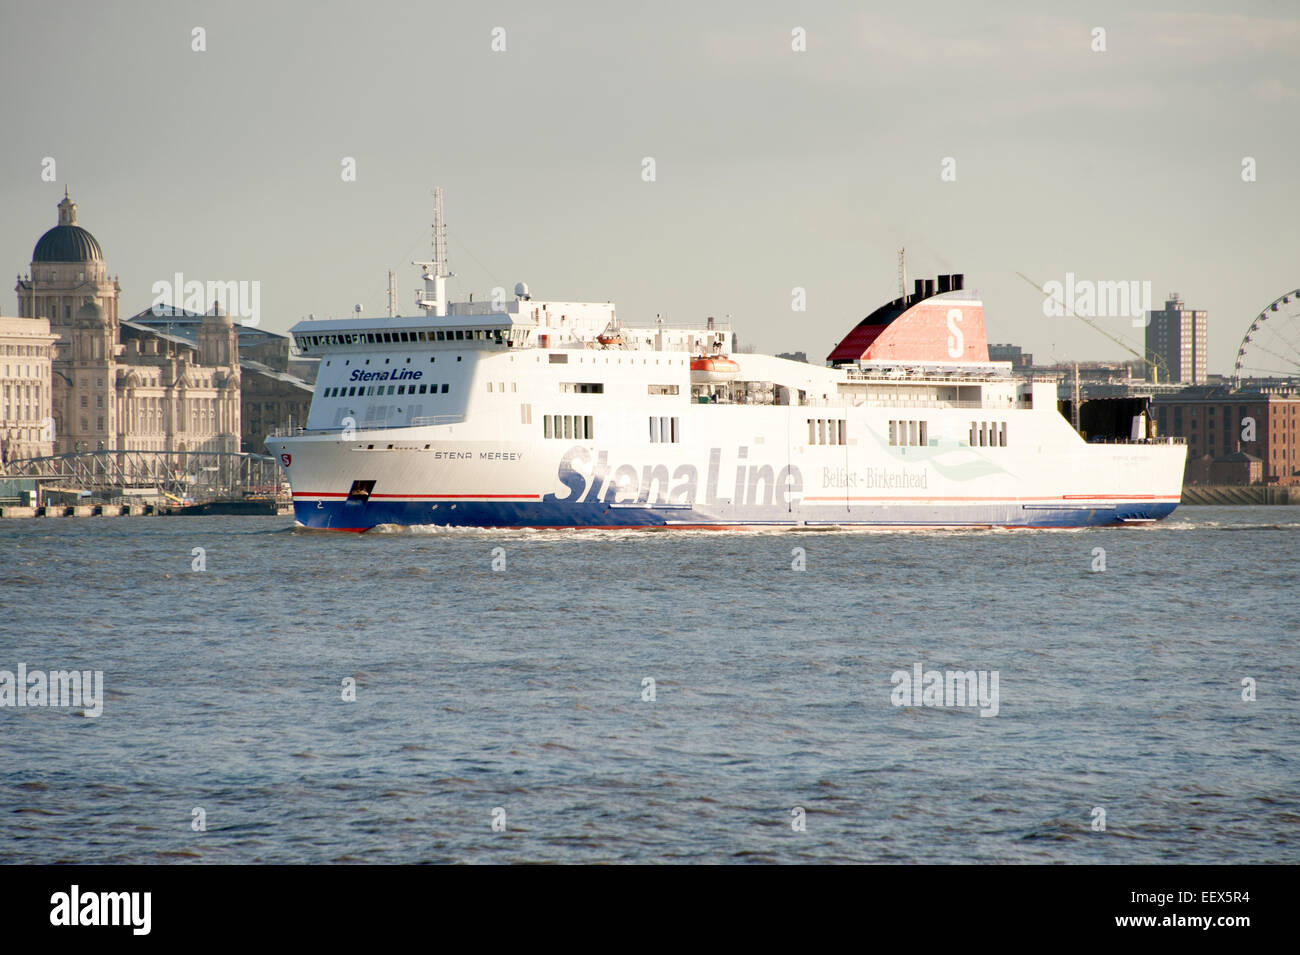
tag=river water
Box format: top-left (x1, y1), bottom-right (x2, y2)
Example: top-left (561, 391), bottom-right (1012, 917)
top-left (1, 506), bottom-right (1296, 863)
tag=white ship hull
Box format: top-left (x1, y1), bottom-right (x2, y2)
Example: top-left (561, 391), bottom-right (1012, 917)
top-left (270, 393), bottom-right (1185, 531)
top-left (269, 263), bottom-right (1185, 531)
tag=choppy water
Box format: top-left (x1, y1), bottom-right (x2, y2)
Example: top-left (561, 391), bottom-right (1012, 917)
top-left (0, 506), bottom-right (1296, 863)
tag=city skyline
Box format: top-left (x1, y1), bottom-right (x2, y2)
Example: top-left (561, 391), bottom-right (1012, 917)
top-left (2, 0), bottom-right (1297, 375)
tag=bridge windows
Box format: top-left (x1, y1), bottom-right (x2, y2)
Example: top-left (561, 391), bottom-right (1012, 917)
top-left (544, 414), bottom-right (594, 440)
top-left (969, 421), bottom-right (1008, 447)
top-left (560, 382), bottom-right (604, 394)
top-left (809, 418), bottom-right (846, 445)
top-left (649, 416), bottom-right (680, 443)
top-left (888, 420), bottom-right (928, 446)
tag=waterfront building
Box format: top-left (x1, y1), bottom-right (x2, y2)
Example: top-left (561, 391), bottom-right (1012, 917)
top-left (0, 315), bottom-right (57, 463)
top-left (1152, 384), bottom-right (1300, 485)
top-left (11, 194), bottom-right (242, 459)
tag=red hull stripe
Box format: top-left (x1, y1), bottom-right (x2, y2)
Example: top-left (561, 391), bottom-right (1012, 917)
top-left (292, 491), bottom-right (541, 500)
top-left (804, 494), bottom-right (1179, 503)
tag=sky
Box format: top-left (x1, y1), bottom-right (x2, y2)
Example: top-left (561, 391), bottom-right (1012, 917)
top-left (2, 0), bottom-right (1297, 374)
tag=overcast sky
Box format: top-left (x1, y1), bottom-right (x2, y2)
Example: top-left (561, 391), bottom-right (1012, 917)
top-left (2, 0), bottom-right (1297, 373)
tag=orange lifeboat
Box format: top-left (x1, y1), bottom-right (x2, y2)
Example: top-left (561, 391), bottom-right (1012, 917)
top-left (690, 353), bottom-right (740, 384)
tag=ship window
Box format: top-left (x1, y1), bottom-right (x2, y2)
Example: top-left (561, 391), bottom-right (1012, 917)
top-left (670, 417), bottom-right (679, 442)
top-left (487, 382), bottom-right (492, 392)
top-left (908, 421), bottom-right (917, 446)
top-left (544, 415), bottom-right (553, 439)
top-left (347, 387), bottom-right (356, 396)
top-left (999, 423), bottom-right (1007, 446)
top-left (970, 422), bottom-right (977, 446)
top-left (441, 384), bottom-right (449, 393)
top-left (387, 385), bottom-right (396, 395)
top-left (585, 415), bottom-right (594, 439)
top-left (889, 420), bottom-right (897, 446)
top-left (919, 421), bottom-right (928, 446)
top-left (563, 415), bottom-right (573, 439)
top-left (419, 384), bottom-right (427, 394)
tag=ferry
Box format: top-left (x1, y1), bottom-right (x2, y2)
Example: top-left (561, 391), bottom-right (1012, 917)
top-left (268, 207), bottom-right (1186, 531)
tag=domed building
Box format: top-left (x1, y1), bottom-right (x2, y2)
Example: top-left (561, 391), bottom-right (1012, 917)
top-left (12, 192), bottom-right (241, 460)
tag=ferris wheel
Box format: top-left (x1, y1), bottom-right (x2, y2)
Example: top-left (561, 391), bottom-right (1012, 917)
top-left (1233, 287), bottom-right (1300, 386)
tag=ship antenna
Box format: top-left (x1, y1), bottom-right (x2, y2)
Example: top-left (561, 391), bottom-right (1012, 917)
top-left (433, 186), bottom-right (449, 281)
top-left (898, 247), bottom-right (907, 299)
top-left (413, 186), bottom-right (454, 316)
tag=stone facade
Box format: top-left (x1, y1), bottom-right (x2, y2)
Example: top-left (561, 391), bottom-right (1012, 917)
top-left (12, 194), bottom-right (241, 459)
top-left (0, 316), bottom-right (57, 463)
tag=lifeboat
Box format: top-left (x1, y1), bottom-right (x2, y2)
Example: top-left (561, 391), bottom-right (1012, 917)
top-left (597, 331), bottom-right (625, 347)
top-left (690, 353), bottom-right (740, 384)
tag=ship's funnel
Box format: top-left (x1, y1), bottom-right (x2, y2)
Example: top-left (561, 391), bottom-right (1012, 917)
top-left (938, 274), bottom-right (951, 293)
top-left (952, 273), bottom-right (964, 291)
top-left (924, 278), bottom-right (934, 298)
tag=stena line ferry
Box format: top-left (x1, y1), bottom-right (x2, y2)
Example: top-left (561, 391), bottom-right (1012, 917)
top-left (268, 203), bottom-right (1186, 532)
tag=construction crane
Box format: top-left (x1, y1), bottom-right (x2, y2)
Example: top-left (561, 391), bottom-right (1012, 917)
top-left (1016, 272), bottom-right (1172, 383)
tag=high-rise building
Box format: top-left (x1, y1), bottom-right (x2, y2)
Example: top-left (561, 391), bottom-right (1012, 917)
top-left (1145, 294), bottom-right (1207, 384)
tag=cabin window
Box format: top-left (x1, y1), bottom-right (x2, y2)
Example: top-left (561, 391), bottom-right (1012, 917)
top-left (441, 384), bottom-right (449, 393)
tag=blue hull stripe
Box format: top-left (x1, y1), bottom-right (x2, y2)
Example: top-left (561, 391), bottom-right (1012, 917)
top-left (292, 499), bottom-right (1179, 530)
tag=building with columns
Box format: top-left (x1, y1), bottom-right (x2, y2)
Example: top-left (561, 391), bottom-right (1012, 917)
top-left (11, 192), bottom-right (241, 458)
top-left (0, 315), bottom-right (57, 464)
